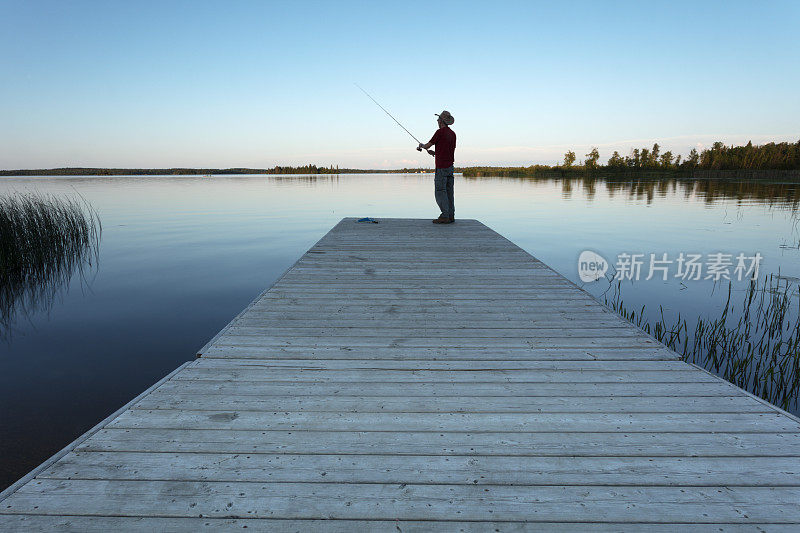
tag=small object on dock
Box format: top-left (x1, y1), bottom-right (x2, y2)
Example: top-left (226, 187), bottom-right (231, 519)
top-left (357, 217), bottom-right (379, 223)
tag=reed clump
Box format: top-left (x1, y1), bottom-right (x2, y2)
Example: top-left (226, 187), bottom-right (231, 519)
top-left (0, 192), bottom-right (101, 331)
top-left (605, 275), bottom-right (800, 412)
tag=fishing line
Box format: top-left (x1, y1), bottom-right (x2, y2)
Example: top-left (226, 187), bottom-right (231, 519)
top-left (355, 83), bottom-right (432, 156)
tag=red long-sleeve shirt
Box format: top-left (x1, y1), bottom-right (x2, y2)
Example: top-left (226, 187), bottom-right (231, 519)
top-left (429, 126), bottom-right (456, 169)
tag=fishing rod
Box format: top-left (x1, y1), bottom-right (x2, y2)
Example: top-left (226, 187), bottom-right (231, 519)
top-left (355, 83), bottom-right (432, 155)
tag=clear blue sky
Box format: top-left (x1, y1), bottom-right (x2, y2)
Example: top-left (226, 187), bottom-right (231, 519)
top-left (1, 0), bottom-right (798, 169)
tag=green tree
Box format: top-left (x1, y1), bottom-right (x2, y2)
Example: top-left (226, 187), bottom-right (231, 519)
top-left (650, 143), bottom-right (660, 167)
top-left (627, 148), bottom-right (641, 168)
top-left (585, 147), bottom-right (600, 169)
top-left (563, 150), bottom-right (576, 167)
top-left (607, 151), bottom-right (625, 168)
top-left (640, 148), bottom-right (650, 167)
top-left (660, 151), bottom-right (674, 168)
top-left (687, 148), bottom-right (699, 167)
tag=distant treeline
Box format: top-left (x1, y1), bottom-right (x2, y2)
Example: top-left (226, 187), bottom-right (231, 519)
top-left (5, 140), bottom-right (799, 179)
top-left (462, 140), bottom-right (800, 178)
top-left (0, 165), bottom-right (431, 176)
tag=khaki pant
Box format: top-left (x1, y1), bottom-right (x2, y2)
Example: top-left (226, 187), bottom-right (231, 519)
top-left (434, 166), bottom-right (455, 219)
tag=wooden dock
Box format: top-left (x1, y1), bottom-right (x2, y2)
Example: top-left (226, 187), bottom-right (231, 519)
top-left (2, 217), bottom-right (800, 531)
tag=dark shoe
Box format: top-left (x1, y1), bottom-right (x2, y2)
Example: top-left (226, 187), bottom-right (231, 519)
top-left (448, 217), bottom-right (455, 223)
top-left (432, 214), bottom-right (449, 223)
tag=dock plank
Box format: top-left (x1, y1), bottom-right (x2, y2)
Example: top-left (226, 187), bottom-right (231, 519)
top-left (6, 481), bottom-right (800, 523)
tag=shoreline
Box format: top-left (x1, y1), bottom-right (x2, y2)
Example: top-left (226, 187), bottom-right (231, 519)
top-left (2, 168), bottom-right (800, 181)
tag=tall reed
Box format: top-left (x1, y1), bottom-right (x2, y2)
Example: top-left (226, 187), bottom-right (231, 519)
top-left (0, 192), bottom-right (101, 332)
top-left (604, 275), bottom-right (800, 411)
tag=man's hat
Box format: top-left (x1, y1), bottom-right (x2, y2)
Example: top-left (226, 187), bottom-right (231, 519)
top-left (436, 110), bottom-right (454, 125)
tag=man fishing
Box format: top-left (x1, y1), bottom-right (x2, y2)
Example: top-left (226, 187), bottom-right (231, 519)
top-left (418, 110), bottom-right (456, 224)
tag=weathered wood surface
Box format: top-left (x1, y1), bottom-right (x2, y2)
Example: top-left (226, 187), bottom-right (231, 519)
top-left (2, 217), bottom-right (800, 531)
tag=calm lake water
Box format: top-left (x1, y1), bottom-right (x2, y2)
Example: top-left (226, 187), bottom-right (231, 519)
top-left (1, 173), bottom-right (799, 490)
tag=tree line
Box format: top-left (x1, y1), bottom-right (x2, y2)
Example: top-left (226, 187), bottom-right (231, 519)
top-left (463, 140), bottom-right (800, 177)
top-left (0, 165), bottom-right (434, 176)
top-left (4, 140), bottom-right (798, 178)
top-left (587, 140), bottom-right (799, 171)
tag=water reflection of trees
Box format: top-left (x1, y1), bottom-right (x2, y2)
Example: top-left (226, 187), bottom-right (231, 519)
top-left (465, 175), bottom-right (800, 210)
top-left (0, 193), bottom-right (101, 335)
top-left (268, 174), bottom-right (342, 185)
